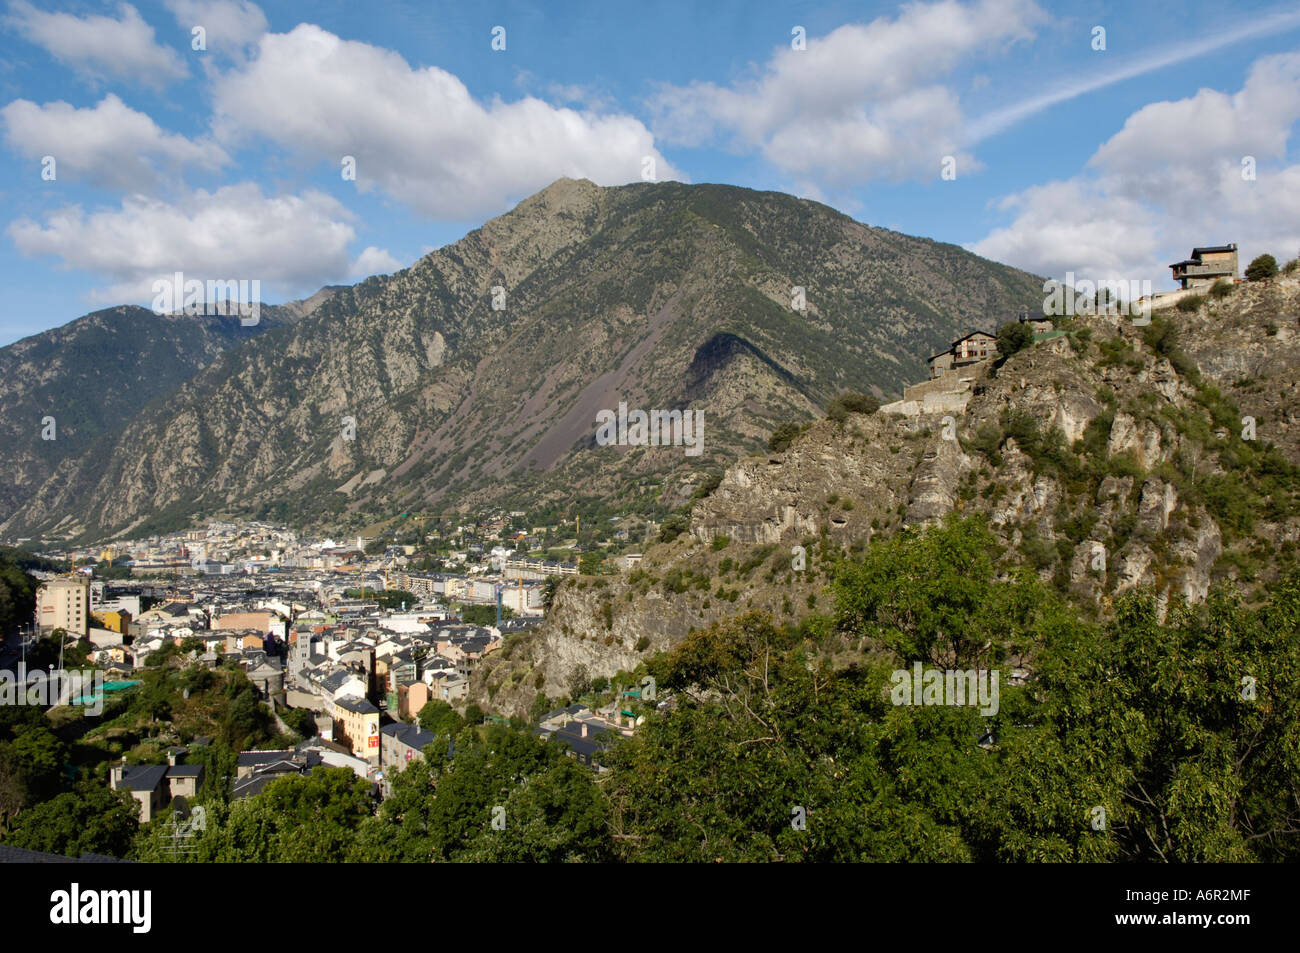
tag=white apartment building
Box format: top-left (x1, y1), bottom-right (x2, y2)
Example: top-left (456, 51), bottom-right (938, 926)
top-left (36, 576), bottom-right (91, 636)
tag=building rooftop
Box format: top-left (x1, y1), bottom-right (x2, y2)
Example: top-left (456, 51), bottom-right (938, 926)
top-left (115, 764), bottom-right (168, 792)
top-left (335, 695), bottom-right (379, 715)
top-left (381, 722), bottom-right (436, 749)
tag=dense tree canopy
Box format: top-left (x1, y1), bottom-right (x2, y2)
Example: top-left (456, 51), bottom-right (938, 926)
top-left (417, 700), bottom-right (463, 737)
top-left (6, 518), bottom-right (1293, 863)
top-left (5, 783), bottom-right (139, 859)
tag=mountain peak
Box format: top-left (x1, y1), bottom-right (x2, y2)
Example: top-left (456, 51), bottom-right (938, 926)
top-left (1, 182), bottom-right (1046, 543)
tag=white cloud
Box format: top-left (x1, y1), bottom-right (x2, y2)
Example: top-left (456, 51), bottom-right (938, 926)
top-left (971, 180), bottom-right (1163, 280)
top-left (970, 53), bottom-right (1300, 287)
top-left (1, 94), bottom-right (226, 189)
top-left (350, 245), bottom-right (401, 278)
top-left (966, 7), bottom-right (1300, 144)
top-left (7, 183), bottom-right (357, 304)
top-left (5, 1), bottom-right (188, 89)
top-left (164, 0), bottom-right (267, 60)
top-left (209, 23), bottom-right (682, 219)
top-left (648, 0), bottom-right (1043, 187)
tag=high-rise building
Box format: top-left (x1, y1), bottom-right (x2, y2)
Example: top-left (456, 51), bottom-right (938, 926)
top-left (36, 576), bottom-right (91, 636)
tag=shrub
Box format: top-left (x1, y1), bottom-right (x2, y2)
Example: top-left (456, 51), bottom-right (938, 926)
top-left (711, 535), bottom-right (730, 551)
top-left (691, 472), bottom-right (723, 501)
top-left (663, 568), bottom-right (690, 594)
top-left (768, 421), bottom-right (805, 453)
top-left (1245, 254), bottom-right (1278, 282)
top-left (996, 321), bottom-right (1035, 357)
top-left (1176, 294), bottom-right (1204, 313)
top-left (1142, 315), bottom-right (1179, 356)
top-left (970, 423), bottom-right (1003, 458)
top-left (658, 514), bottom-right (688, 543)
top-left (1021, 531), bottom-right (1057, 571)
top-left (826, 392), bottom-right (879, 422)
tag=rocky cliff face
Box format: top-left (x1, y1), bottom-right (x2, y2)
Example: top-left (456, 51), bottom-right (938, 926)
top-left (2, 178), bottom-right (1043, 543)
top-left (474, 276), bottom-right (1300, 717)
top-left (0, 301), bottom-right (310, 530)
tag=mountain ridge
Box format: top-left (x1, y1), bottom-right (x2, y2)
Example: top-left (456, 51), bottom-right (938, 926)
top-left (1, 178), bottom-right (1045, 543)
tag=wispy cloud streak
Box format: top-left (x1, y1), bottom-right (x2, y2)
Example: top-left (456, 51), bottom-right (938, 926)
top-left (966, 6), bottom-right (1300, 142)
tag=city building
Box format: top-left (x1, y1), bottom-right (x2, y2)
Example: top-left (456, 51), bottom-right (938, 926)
top-left (331, 695), bottom-right (381, 762)
top-left (36, 576), bottom-right (91, 636)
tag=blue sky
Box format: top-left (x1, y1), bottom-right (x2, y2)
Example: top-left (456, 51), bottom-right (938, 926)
top-left (2, 0), bottom-right (1299, 344)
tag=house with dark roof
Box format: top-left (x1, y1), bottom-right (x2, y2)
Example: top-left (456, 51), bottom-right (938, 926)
top-left (0, 845), bottom-right (130, 863)
top-left (379, 723), bottom-right (439, 796)
top-left (1169, 243), bottom-right (1238, 290)
top-left (109, 761), bottom-right (206, 822)
top-left (927, 329), bottom-right (998, 380)
top-left (535, 719), bottom-right (614, 771)
top-left (232, 749), bottom-right (322, 798)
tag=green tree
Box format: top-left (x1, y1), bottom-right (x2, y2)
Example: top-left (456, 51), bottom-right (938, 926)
top-left (282, 707), bottom-right (318, 738)
top-left (996, 320), bottom-right (1035, 357)
top-left (178, 767), bottom-right (373, 862)
top-left (826, 392), bottom-right (879, 423)
top-left (832, 515), bottom-right (1037, 667)
top-left (767, 421), bottom-right (805, 453)
top-left (458, 755), bottom-right (609, 862)
top-left (2, 724), bottom-right (68, 804)
top-left (541, 576), bottom-right (561, 610)
top-left (418, 700), bottom-right (464, 737)
top-left (1244, 253), bottom-right (1278, 282)
top-left (455, 603), bottom-right (515, 626)
top-left (607, 611), bottom-right (985, 861)
top-left (352, 723), bottom-right (608, 862)
top-left (5, 783), bottom-right (139, 859)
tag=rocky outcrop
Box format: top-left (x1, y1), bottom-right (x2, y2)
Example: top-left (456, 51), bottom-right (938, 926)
top-left (471, 274), bottom-right (1300, 717)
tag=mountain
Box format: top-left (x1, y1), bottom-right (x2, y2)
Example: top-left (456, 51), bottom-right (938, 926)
top-left (0, 296), bottom-right (329, 531)
top-left (0, 178), bottom-right (1043, 543)
top-left (472, 273), bottom-right (1300, 716)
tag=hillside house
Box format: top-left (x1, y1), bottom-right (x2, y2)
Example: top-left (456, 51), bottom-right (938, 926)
top-left (1169, 244), bottom-right (1238, 290)
top-left (1017, 307), bottom-right (1053, 334)
top-left (927, 330), bottom-right (998, 379)
top-left (109, 761), bottom-right (205, 823)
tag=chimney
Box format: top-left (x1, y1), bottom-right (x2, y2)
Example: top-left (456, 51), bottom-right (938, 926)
top-left (580, 721), bottom-right (589, 738)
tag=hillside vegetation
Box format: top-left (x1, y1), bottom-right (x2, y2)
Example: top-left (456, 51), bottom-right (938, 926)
top-left (474, 273), bottom-right (1300, 715)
